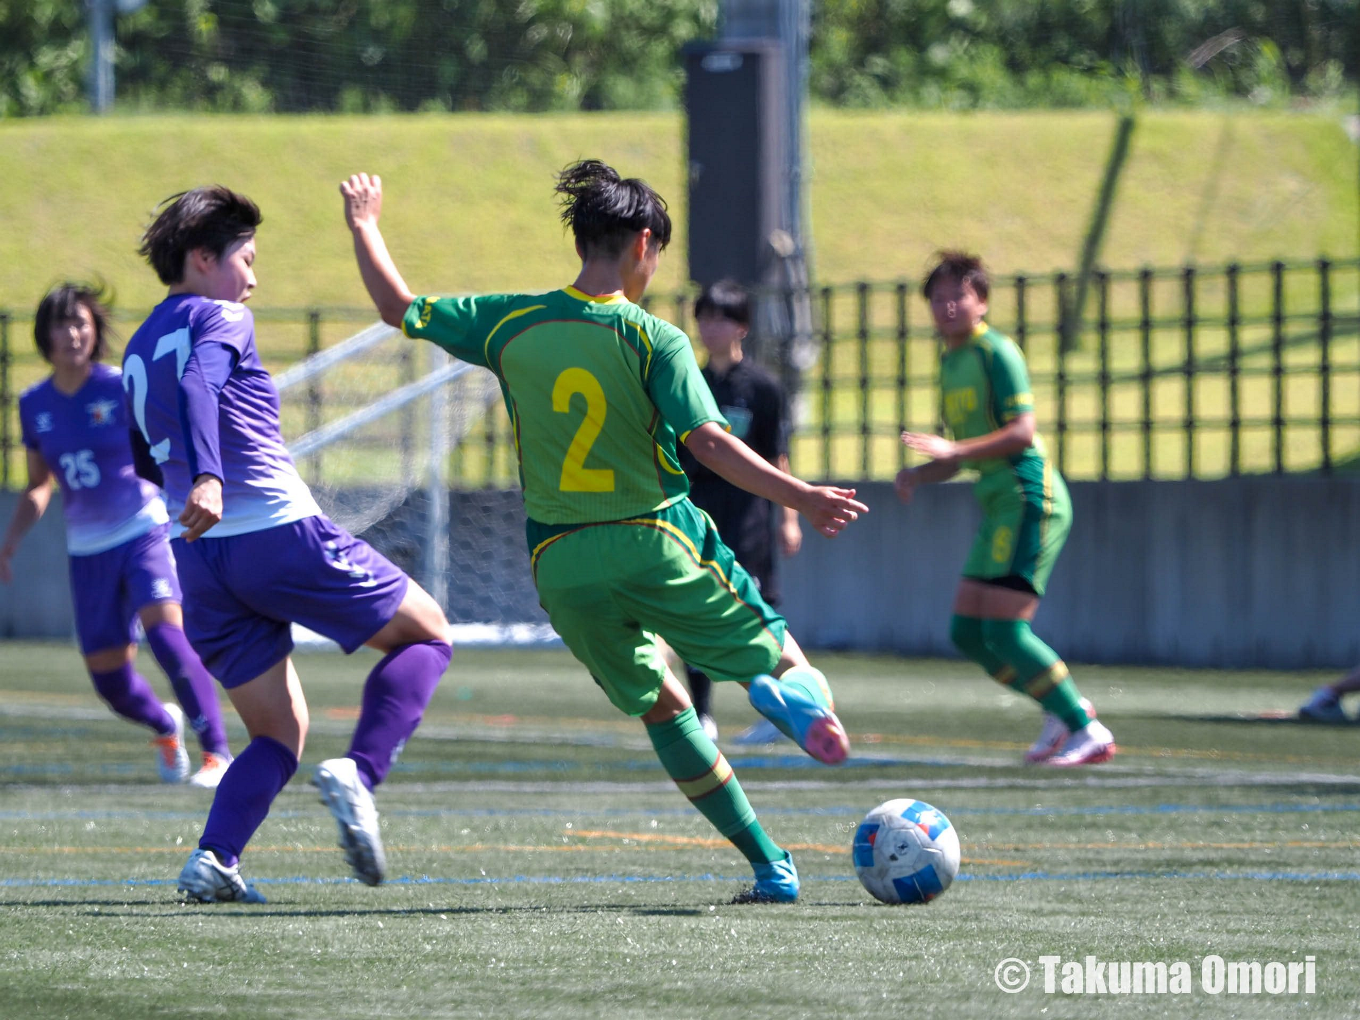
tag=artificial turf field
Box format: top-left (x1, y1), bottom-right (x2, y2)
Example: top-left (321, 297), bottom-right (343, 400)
top-left (1, 642), bottom-right (1357, 1019)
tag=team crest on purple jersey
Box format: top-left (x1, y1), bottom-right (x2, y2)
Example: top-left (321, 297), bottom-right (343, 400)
top-left (85, 398), bottom-right (119, 427)
top-left (19, 363), bottom-right (167, 555)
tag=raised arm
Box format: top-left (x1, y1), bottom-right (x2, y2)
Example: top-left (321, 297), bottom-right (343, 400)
top-left (341, 173), bottom-right (416, 328)
top-left (683, 422), bottom-right (866, 537)
top-left (0, 449), bottom-right (54, 583)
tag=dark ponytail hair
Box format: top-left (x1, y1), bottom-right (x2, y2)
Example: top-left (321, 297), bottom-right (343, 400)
top-left (34, 282), bottom-right (116, 363)
top-left (555, 159), bottom-right (671, 259)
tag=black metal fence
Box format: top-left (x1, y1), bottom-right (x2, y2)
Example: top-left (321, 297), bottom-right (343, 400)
top-left (3, 256), bottom-right (1357, 489)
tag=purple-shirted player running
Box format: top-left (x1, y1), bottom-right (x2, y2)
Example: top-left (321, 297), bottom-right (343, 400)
top-left (123, 186), bottom-right (453, 904)
top-left (1, 284), bottom-right (232, 788)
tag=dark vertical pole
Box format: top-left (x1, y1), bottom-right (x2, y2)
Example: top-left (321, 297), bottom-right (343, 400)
top-left (1014, 275), bottom-right (1027, 351)
top-left (1097, 271), bottom-right (1110, 480)
top-left (1271, 261), bottom-right (1285, 474)
top-left (1227, 264), bottom-right (1241, 476)
top-left (0, 312), bottom-right (9, 489)
top-left (1319, 257), bottom-right (1332, 474)
top-left (895, 282), bottom-right (908, 469)
top-left (1054, 273), bottom-right (1069, 475)
top-left (820, 286), bottom-right (833, 481)
top-left (1182, 266), bottom-right (1196, 479)
top-left (305, 310), bottom-right (321, 484)
top-left (1139, 268), bottom-right (1153, 479)
top-left (857, 282), bottom-right (870, 479)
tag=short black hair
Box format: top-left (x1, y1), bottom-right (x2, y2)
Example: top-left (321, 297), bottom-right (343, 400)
top-left (34, 282), bottom-right (115, 363)
top-left (138, 185), bottom-right (262, 285)
top-left (694, 279), bottom-right (750, 327)
top-left (922, 251), bottom-right (990, 302)
top-left (555, 159), bottom-right (671, 259)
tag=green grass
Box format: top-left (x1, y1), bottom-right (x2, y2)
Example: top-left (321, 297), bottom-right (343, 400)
top-left (2, 643), bottom-right (1359, 1018)
top-left (1, 110), bottom-right (1355, 312)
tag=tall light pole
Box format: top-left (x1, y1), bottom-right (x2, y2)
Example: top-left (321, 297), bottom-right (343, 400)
top-left (87, 0), bottom-right (148, 113)
top-left (716, 0), bottom-right (815, 411)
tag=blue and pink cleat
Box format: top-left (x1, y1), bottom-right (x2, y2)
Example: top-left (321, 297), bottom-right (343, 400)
top-left (746, 672), bottom-right (849, 765)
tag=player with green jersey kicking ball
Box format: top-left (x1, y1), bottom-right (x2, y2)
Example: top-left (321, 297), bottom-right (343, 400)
top-left (896, 252), bottom-right (1115, 767)
top-left (340, 160), bottom-right (868, 902)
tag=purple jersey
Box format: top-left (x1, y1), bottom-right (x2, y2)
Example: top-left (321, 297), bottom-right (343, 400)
top-left (123, 294), bottom-right (319, 538)
top-left (19, 363), bottom-right (168, 555)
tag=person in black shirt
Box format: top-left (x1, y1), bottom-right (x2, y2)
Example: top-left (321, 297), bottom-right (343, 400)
top-left (678, 280), bottom-right (802, 741)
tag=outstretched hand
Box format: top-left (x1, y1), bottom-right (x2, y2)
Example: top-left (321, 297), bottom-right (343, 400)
top-left (799, 486), bottom-right (868, 538)
top-left (340, 173), bottom-right (384, 232)
top-left (901, 430), bottom-right (956, 461)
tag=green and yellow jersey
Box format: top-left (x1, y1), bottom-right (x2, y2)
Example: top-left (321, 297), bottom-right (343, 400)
top-left (941, 323), bottom-right (1045, 472)
top-left (941, 322), bottom-right (1071, 593)
top-left (940, 321), bottom-right (1058, 497)
top-left (403, 286), bottom-right (725, 527)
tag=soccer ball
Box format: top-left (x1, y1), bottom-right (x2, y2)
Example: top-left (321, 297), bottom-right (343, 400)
top-left (852, 798), bottom-right (961, 904)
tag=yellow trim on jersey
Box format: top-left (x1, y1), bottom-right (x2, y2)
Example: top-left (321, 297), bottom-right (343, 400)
top-left (483, 305), bottom-right (547, 365)
top-left (563, 286), bottom-right (628, 305)
top-left (972, 320), bottom-right (989, 337)
top-left (677, 420), bottom-right (731, 445)
top-left (655, 444), bottom-right (686, 475)
top-left (626, 318), bottom-right (654, 377)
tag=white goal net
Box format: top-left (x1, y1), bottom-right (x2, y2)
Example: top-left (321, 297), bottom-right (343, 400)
top-left (275, 322), bottom-right (556, 646)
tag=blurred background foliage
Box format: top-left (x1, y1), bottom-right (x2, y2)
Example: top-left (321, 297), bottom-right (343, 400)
top-left (0, 0), bottom-right (1355, 117)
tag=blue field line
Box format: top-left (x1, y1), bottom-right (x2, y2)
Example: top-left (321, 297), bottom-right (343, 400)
top-left (2, 801), bottom-right (1358, 824)
top-left (4, 869), bottom-right (1360, 891)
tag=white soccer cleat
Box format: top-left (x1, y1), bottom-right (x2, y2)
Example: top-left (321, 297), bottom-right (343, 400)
top-left (698, 713), bottom-right (719, 743)
top-left (188, 752), bottom-right (233, 790)
top-left (1299, 687), bottom-right (1350, 723)
top-left (312, 757), bottom-right (386, 886)
top-left (177, 848), bottom-right (266, 904)
top-left (1046, 719), bottom-right (1117, 767)
top-left (1025, 698), bottom-right (1096, 763)
top-left (730, 717), bottom-right (787, 746)
top-left (152, 704), bottom-right (190, 783)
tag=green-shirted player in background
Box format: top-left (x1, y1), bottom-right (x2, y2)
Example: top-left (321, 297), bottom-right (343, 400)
top-left (340, 161), bottom-right (868, 902)
top-left (896, 252), bottom-right (1116, 767)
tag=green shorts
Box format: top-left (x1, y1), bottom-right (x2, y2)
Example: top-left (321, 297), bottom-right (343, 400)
top-left (962, 461), bottom-right (1071, 597)
top-left (528, 499), bottom-right (787, 716)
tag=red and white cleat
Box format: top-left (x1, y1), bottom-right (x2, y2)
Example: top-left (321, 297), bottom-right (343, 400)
top-left (188, 752), bottom-right (233, 790)
top-left (1046, 719), bottom-right (1117, 767)
top-left (1025, 698), bottom-right (1096, 763)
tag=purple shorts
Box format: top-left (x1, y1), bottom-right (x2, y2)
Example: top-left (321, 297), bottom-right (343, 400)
top-left (172, 515), bottom-right (409, 688)
top-left (69, 524), bottom-right (182, 654)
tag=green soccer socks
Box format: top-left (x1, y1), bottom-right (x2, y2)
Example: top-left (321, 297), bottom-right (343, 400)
top-left (645, 707), bottom-right (784, 865)
top-left (979, 618), bottom-right (1092, 732)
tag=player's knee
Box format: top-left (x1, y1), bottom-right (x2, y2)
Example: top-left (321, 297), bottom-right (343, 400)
top-left (979, 618), bottom-right (1025, 656)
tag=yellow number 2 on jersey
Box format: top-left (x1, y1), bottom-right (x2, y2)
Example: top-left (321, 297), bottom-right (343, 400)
top-left (552, 367), bottom-right (616, 493)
